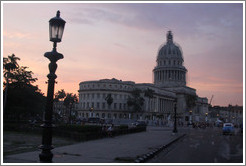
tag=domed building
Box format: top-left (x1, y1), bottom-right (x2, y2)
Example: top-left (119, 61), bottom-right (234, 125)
top-left (154, 31), bottom-right (187, 87)
top-left (76, 31), bottom-right (208, 125)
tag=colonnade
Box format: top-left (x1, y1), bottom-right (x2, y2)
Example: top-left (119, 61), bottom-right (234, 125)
top-left (154, 70), bottom-right (185, 82)
top-left (157, 97), bottom-right (174, 113)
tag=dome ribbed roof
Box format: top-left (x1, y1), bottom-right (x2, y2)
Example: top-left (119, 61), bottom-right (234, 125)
top-left (157, 31), bottom-right (183, 61)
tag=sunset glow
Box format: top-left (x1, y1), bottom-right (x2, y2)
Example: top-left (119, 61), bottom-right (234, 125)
top-left (2, 2), bottom-right (244, 106)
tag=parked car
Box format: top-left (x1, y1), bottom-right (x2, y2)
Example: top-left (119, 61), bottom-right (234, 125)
top-left (134, 120), bottom-right (147, 127)
top-left (222, 123), bottom-right (235, 135)
top-left (88, 117), bottom-right (100, 123)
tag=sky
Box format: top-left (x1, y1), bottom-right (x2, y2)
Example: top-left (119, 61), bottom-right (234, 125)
top-left (2, 2), bottom-right (244, 107)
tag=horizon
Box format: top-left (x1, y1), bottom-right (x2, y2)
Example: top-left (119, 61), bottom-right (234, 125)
top-left (2, 2), bottom-right (244, 107)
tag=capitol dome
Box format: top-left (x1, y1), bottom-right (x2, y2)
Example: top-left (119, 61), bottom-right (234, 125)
top-left (153, 31), bottom-right (187, 88)
top-left (157, 31), bottom-right (183, 61)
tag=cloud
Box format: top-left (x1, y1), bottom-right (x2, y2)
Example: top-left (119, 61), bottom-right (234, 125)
top-left (3, 31), bottom-right (32, 39)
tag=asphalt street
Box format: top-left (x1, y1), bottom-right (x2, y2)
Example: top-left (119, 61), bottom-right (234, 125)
top-left (148, 127), bottom-right (243, 163)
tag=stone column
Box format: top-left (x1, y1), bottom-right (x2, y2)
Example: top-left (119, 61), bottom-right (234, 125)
top-left (156, 96), bottom-right (160, 112)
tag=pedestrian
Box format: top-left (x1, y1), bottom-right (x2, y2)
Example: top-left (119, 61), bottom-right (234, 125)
top-left (107, 124), bottom-right (114, 137)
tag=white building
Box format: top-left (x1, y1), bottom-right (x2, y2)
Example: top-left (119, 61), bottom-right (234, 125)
top-left (77, 31), bottom-right (208, 125)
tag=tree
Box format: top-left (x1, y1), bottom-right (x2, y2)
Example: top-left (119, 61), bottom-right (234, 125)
top-left (54, 89), bottom-right (66, 102)
top-left (144, 88), bottom-right (155, 112)
top-left (3, 54), bottom-right (20, 112)
top-left (127, 89), bottom-right (145, 113)
top-left (105, 93), bottom-right (113, 108)
top-left (185, 94), bottom-right (197, 111)
top-left (63, 93), bottom-right (78, 124)
top-left (3, 54), bottom-right (45, 120)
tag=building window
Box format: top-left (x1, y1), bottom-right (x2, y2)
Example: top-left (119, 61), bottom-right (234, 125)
top-left (97, 102), bottom-right (100, 108)
top-left (97, 93), bottom-right (100, 99)
top-left (119, 103), bottom-right (122, 110)
top-left (114, 103), bottom-right (117, 109)
top-left (108, 113), bottom-right (111, 119)
top-left (102, 113), bottom-right (105, 118)
top-left (102, 103), bottom-right (105, 109)
top-left (92, 93), bottom-right (94, 99)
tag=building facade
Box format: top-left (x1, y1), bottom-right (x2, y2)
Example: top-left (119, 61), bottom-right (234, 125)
top-left (77, 31), bottom-right (208, 125)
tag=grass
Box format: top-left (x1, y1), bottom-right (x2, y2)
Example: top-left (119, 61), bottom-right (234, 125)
top-left (3, 131), bottom-right (77, 156)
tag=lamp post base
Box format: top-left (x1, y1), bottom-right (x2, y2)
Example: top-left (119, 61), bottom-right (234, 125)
top-left (39, 150), bottom-right (53, 163)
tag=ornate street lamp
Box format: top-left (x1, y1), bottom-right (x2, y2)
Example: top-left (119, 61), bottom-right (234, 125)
top-left (205, 112), bottom-right (208, 122)
top-left (90, 107), bottom-right (94, 117)
top-left (39, 10), bottom-right (66, 163)
top-left (173, 100), bottom-right (178, 133)
top-left (189, 110), bottom-right (192, 125)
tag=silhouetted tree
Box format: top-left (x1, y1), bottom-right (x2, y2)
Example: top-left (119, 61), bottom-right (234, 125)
top-left (3, 54), bottom-right (45, 120)
top-left (185, 94), bottom-right (197, 111)
top-left (3, 54), bottom-right (20, 112)
top-left (64, 93), bottom-right (78, 124)
top-left (144, 88), bottom-right (155, 111)
top-left (105, 93), bottom-right (113, 109)
top-left (54, 89), bottom-right (66, 102)
top-left (127, 89), bottom-right (145, 112)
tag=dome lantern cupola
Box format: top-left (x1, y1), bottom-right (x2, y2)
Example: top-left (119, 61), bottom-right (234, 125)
top-left (167, 31), bottom-right (173, 43)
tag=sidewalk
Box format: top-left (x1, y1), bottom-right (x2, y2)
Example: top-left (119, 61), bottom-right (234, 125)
top-left (3, 126), bottom-right (185, 163)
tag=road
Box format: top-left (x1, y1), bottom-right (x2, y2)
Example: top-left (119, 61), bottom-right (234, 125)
top-left (148, 127), bottom-right (243, 163)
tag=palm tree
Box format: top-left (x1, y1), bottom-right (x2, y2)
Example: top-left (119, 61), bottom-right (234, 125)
top-left (54, 89), bottom-right (66, 102)
top-left (127, 89), bottom-right (145, 113)
top-left (64, 93), bottom-right (78, 124)
top-left (144, 88), bottom-right (155, 112)
top-left (105, 93), bottom-right (113, 109)
top-left (3, 54), bottom-right (20, 113)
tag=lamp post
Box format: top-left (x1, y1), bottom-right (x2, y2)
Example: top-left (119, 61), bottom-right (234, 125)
top-left (90, 107), bottom-right (94, 117)
top-left (189, 110), bottom-right (192, 125)
top-left (173, 100), bottom-right (178, 133)
top-left (205, 112), bottom-right (208, 122)
top-left (39, 11), bottom-right (66, 163)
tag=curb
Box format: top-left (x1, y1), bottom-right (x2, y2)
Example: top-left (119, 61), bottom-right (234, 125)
top-left (134, 133), bottom-right (186, 163)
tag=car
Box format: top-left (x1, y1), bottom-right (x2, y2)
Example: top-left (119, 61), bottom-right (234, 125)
top-left (222, 123), bottom-right (235, 135)
top-left (134, 120), bottom-right (147, 127)
top-left (88, 117), bottom-right (100, 123)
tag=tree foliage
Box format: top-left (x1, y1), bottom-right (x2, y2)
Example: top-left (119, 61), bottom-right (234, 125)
top-left (54, 89), bottom-right (66, 102)
top-left (185, 94), bottom-right (197, 110)
top-left (127, 89), bottom-right (145, 112)
top-left (3, 54), bottom-right (45, 120)
top-left (144, 88), bottom-right (155, 111)
top-left (54, 89), bottom-right (78, 124)
top-left (144, 88), bottom-right (154, 99)
top-left (105, 93), bottom-right (113, 106)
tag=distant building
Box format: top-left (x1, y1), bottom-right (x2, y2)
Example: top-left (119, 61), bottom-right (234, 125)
top-left (209, 105), bottom-right (243, 125)
top-left (77, 31), bottom-right (208, 125)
